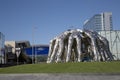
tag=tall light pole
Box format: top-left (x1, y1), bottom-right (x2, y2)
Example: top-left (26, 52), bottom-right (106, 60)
top-left (32, 26), bottom-right (37, 64)
top-left (32, 26), bottom-right (35, 64)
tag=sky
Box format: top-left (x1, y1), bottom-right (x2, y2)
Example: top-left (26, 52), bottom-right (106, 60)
top-left (0, 0), bottom-right (120, 45)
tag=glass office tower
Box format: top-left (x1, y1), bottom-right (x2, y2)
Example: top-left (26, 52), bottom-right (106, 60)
top-left (83, 12), bottom-right (113, 31)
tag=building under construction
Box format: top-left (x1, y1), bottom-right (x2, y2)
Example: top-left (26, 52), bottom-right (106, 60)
top-left (99, 30), bottom-right (120, 60)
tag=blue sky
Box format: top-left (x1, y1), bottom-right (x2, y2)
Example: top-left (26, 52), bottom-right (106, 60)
top-left (0, 0), bottom-right (120, 45)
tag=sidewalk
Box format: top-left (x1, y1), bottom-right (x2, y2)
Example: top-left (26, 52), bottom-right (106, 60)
top-left (0, 73), bottom-right (120, 80)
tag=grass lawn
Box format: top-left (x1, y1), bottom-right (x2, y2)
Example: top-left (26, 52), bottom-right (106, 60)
top-left (0, 61), bottom-right (120, 73)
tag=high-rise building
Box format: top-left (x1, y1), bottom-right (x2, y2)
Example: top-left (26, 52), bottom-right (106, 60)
top-left (83, 12), bottom-right (113, 31)
top-left (0, 32), bottom-right (5, 64)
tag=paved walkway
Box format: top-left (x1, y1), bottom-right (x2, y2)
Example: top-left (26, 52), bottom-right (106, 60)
top-left (0, 73), bottom-right (120, 80)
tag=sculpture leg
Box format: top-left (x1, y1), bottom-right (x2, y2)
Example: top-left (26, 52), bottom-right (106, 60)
top-left (105, 42), bottom-right (114, 61)
top-left (102, 49), bottom-right (107, 61)
top-left (98, 40), bottom-right (107, 61)
top-left (66, 36), bottom-right (74, 62)
top-left (49, 39), bottom-right (59, 63)
top-left (92, 45), bottom-right (98, 61)
top-left (98, 48), bottom-right (103, 61)
top-left (76, 37), bottom-right (82, 62)
top-left (72, 46), bottom-right (77, 62)
top-left (47, 39), bottom-right (55, 63)
top-left (97, 47), bottom-right (102, 61)
top-left (105, 48), bottom-right (114, 61)
top-left (56, 39), bottom-right (64, 63)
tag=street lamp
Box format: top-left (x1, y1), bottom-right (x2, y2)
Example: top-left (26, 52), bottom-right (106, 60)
top-left (32, 26), bottom-right (34, 64)
top-left (32, 26), bottom-right (37, 64)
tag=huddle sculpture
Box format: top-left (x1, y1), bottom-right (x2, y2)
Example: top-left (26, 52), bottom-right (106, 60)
top-left (47, 29), bottom-right (114, 63)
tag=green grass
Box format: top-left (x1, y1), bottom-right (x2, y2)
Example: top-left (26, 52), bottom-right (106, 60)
top-left (0, 61), bottom-right (120, 73)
